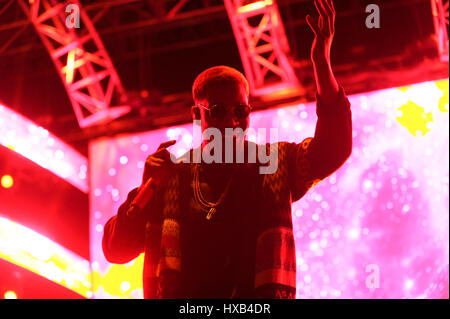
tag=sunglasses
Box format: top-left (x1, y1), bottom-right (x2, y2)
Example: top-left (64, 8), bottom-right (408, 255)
top-left (197, 103), bottom-right (252, 120)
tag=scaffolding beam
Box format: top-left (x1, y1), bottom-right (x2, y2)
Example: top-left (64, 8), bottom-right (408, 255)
top-left (18, 0), bottom-right (130, 128)
top-left (431, 0), bottom-right (449, 61)
top-left (223, 0), bottom-right (298, 96)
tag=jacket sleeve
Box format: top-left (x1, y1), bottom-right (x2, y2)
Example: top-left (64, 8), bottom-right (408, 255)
top-left (102, 187), bottom-right (148, 264)
top-left (290, 86), bottom-right (353, 202)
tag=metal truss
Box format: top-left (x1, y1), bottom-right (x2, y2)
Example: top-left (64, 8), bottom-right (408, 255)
top-left (223, 0), bottom-right (298, 96)
top-left (17, 0), bottom-right (131, 128)
top-left (431, 0), bottom-right (449, 62)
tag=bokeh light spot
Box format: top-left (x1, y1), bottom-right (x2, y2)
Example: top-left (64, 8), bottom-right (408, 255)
top-left (1, 175), bottom-right (13, 188)
top-left (4, 291), bottom-right (17, 299)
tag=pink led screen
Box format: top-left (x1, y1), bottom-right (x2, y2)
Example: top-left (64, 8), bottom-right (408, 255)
top-left (89, 79), bottom-right (449, 299)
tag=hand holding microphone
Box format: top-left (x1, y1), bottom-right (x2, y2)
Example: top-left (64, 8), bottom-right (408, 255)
top-left (127, 140), bottom-right (177, 216)
top-left (142, 140), bottom-right (178, 184)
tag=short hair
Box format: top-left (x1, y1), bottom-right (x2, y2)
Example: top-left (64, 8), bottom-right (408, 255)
top-left (192, 65), bottom-right (249, 103)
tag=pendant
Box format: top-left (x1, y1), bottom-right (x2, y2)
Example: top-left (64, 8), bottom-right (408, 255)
top-left (206, 207), bottom-right (216, 220)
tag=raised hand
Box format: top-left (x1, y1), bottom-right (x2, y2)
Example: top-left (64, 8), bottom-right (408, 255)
top-left (306, 0), bottom-right (336, 64)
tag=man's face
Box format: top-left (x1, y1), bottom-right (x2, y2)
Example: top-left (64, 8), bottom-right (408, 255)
top-left (197, 82), bottom-right (250, 136)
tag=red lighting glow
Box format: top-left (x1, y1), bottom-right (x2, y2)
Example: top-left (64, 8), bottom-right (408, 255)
top-left (0, 103), bottom-right (89, 193)
top-left (0, 216), bottom-right (92, 298)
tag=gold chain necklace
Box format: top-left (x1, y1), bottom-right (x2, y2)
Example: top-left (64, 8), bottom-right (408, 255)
top-left (193, 164), bottom-right (237, 220)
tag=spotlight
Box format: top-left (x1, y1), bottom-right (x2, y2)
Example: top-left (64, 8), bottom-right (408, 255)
top-left (1, 175), bottom-right (13, 188)
top-left (4, 290), bottom-right (17, 299)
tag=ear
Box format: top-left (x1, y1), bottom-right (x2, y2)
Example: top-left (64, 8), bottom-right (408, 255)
top-left (191, 105), bottom-right (201, 121)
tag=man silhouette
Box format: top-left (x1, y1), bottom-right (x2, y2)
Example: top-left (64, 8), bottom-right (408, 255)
top-left (102, 0), bottom-right (352, 299)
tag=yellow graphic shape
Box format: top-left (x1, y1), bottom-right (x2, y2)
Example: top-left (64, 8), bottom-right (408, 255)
top-left (397, 85), bottom-right (411, 92)
top-left (396, 101), bottom-right (434, 137)
top-left (435, 79), bottom-right (449, 113)
top-left (92, 254), bottom-right (144, 298)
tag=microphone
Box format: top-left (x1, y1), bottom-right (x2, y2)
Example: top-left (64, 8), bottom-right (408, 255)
top-left (125, 154), bottom-right (183, 217)
top-left (126, 177), bottom-right (159, 217)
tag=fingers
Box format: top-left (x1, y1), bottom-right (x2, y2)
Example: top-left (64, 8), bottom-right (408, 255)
top-left (306, 14), bottom-right (319, 36)
top-left (147, 156), bottom-right (164, 165)
top-left (148, 148), bottom-right (173, 162)
top-left (313, 0), bottom-right (329, 33)
top-left (313, 0), bottom-right (335, 35)
top-left (319, 0), bottom-right (333, 16)
top-left (143, 148), bottom-right (176, 183)
top-left (327, 0), bottom-right (335, 14)
top-left (157, 139), bottom-right (177, 151)
top-left (142, 140), bottom-right (177, 183)
top-left (314, 0), bottom-right (327, 18)
top-left (325, 0), bottom-right (336, 33)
